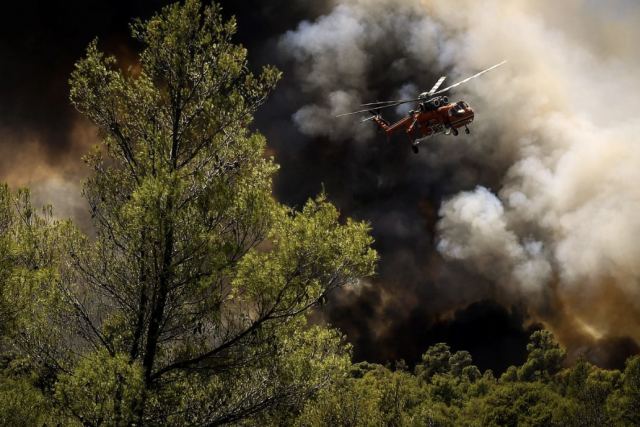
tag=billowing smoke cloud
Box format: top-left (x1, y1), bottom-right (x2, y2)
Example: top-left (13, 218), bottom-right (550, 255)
top-left (278, 0), bottom-right (640, 365)
top-left (430, 0), bottom-right (640, 351)
top-left (279, 0), bottom-right (445, 143)
top-left (437, 186), bottom-right (553, 302)
top-left (2, 0), bottom-right (639, 370)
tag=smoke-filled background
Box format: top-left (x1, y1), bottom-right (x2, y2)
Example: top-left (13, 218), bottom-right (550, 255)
top-left (1, 0), bottom-right (639, 372)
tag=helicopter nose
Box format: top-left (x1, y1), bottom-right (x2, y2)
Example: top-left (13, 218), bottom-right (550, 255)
top-left (467, 109), bottom-right (475, 121)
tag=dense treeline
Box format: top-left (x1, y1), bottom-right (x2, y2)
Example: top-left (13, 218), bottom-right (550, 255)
top-left (295, 331), bottom-right (640, 426)
top-left (0, 1), bottom-right (638, 425)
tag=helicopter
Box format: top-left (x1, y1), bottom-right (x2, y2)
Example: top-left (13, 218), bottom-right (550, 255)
top-left (337, 61), bottom-right (507, 153)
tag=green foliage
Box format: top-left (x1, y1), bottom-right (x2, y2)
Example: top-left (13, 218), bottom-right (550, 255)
top-left (1, 1), bottom-right (639, 425)
top-left (415, 343), bottom-right (451, 381)
top-left (607, 356), bottom-right (640, 425)
top-left (1, 0), bottom-right (376, 424)
top-left (0, 185), bottom-right (13, 335)
top-left (0, 187), bottom-right (72, 424)
top-left (449, 351), bottom-right (473, 377)
top-left (55, 351), bottom-right (145, 426)
top-left (0, 374), bottom-right (54, 426)
top-left (0, 186), bottom-right (72, 371)
top-left (295, 331), bottom-right (638, 427)
top-left (517, 330), bottom-right (566, 382)
top-left (464, 381), bottom-right (566, 426)
top-left (552, 357), bottom-right (621, 426)
top-left (296, 363), bottom-right (430, 427)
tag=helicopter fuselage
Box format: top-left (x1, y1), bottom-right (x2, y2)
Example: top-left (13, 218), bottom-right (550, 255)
top-left (338, 61), bottom-right (506, 153)
top-left (371, 98), bottom-right (474, 151)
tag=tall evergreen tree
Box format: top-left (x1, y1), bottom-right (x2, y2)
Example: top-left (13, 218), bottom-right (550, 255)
top-left (12, 1), bottom-right (377, 424)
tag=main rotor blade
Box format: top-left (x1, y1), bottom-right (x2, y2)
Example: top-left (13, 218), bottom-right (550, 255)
top-left (427, 76), bottom-right (447, 96)
top-left (360, 98), bottom-right (418, 107)
top-left (432, 60), bottom-right (507, 96)
top-left (361, 115), bottom-right (378, 123)
top-left (336, 99), bottom-right (416, 117)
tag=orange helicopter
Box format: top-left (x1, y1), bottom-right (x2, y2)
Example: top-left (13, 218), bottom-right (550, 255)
top-left (338, 61), bottom-right (507, 153)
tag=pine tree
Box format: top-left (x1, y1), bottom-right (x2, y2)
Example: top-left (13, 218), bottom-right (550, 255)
top-left (13, 1), bottom-right (377, 424)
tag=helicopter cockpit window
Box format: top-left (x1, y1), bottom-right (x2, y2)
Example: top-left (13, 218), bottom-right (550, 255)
top-left (450, 102), bottom-right (465, 116)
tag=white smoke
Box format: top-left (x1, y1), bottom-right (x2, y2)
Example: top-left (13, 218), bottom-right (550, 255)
top-left (280, 0), bottom-right (640, 345)
top-left (279, 1), bottom-right (446, 142)
top-left (437, 186), bottom-right (552, 302)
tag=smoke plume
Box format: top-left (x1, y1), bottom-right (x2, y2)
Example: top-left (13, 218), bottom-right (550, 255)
top-left (1, 0), bottom-right (639, 370)
top-left (277, 0), bottom-right (640, 366)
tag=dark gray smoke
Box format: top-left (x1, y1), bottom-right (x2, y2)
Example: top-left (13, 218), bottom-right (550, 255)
top-left (271, 0), bottom-right (640, 367)
top-left (1, 0), bottom-right (638, 370)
